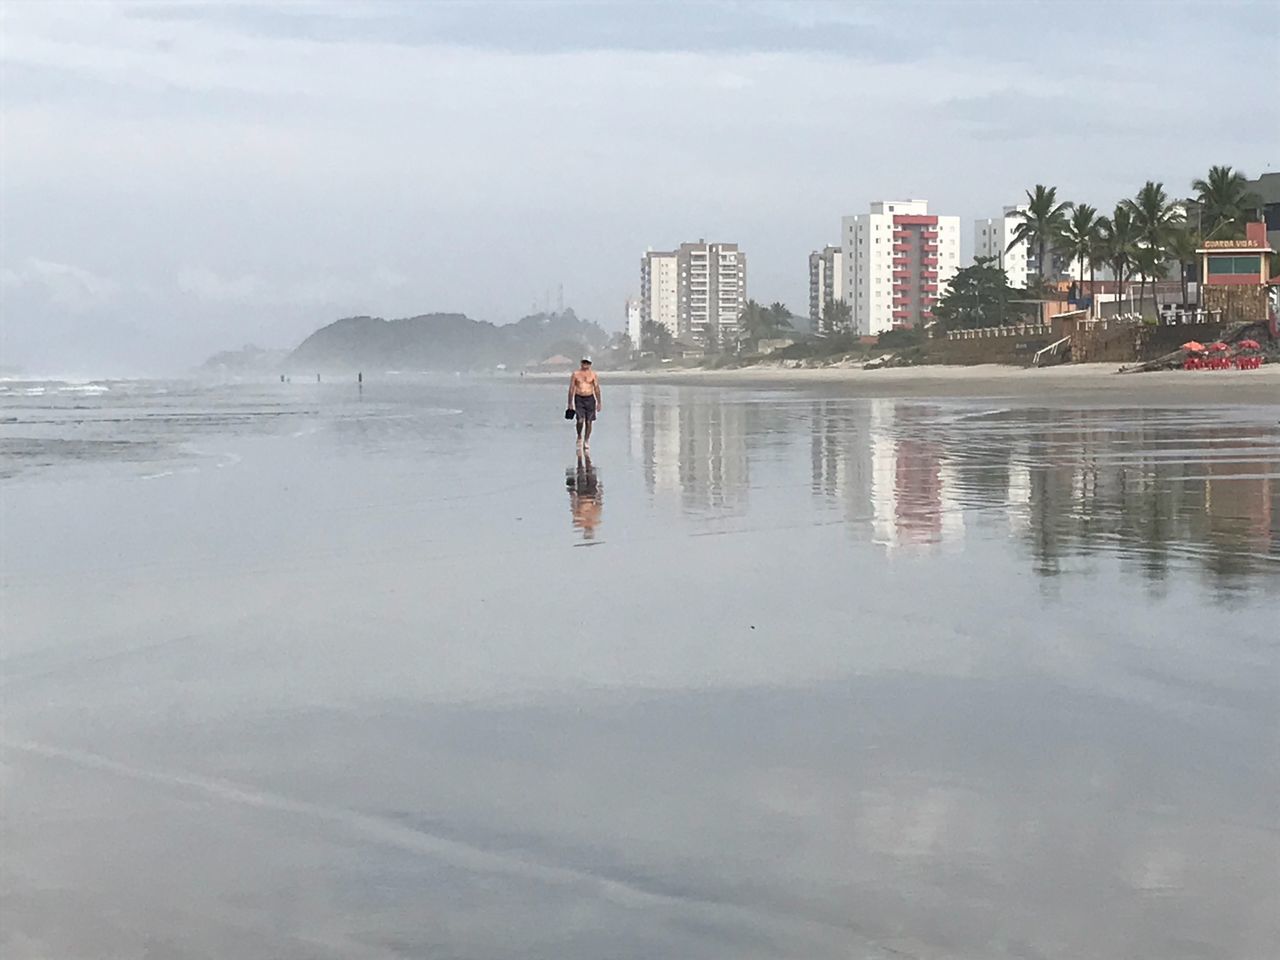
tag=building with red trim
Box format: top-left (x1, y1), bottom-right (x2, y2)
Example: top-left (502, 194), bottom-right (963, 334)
top-left (1198, 221), bottom-right (1275, 325)
top-left (841, 200), bottom-right (960, 336)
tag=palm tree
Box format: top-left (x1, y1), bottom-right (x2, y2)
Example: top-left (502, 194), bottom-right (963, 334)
top-left (1098, 205), bottom-right (1138, 314)
top-left (640, 319), bottom-right (673, 358)
top-left (1008, 185), bottom-right (1070, 321)
top-left (1192, 165), bottom-right (1263, 240)
top-left (1087, 224), bottom-right (1110, 318)
top-left (1165, 225), bottom-right (1200, 311)
top-left (737, 299), bottom-right (785, 352)
top-left (1124, 181), bottom-right (1183, 316)
top-left (822, 297), bottom-right (852, 336)
top-left (1061, 203), bottom-right (1100, 312)
top-left (766, 302), bottom-right (795, 335)
top-left (1132, 246), bottom-right (1168, 314)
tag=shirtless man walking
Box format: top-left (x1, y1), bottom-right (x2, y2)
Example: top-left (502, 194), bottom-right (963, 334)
top-left (567, 356), bottom-right (601, 451)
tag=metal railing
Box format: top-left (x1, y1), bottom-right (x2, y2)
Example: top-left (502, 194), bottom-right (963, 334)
top-left (945, 323), bottom-right (1053, 341)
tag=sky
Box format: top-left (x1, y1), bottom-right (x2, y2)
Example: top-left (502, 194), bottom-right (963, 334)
top-left (1, 0), bottom-right (1277, 375)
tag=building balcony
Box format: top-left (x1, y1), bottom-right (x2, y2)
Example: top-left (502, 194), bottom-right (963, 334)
top-left (892, 309), bottom-right (910, 320)
top-left (893, 271), bottom-right (912, 281)
top-left (893, 243), bottom-right (911, 254)
top-left (920, 257), bottom-right (938, 266)
top-left (921, 230), bottom-right (939, 240)
top-left (921, 284), bottom-right (938, 293)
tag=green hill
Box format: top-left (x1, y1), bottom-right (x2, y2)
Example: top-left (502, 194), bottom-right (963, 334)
top-left (286, 309), bottom-right (607, 372)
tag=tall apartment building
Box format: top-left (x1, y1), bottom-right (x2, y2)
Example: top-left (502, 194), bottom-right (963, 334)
top-left (641, 241), bottom-right (746, 348)
top-left (625, 297), bottom-right (642, 347)
top-left (640, 250), bottom-right (680, 341)
top-left (808, 245), bottom-right (845, 334)
top-left (974, 205), bottom-right (1029, 289)
top-left (841, 200), bottom-right (960, 335)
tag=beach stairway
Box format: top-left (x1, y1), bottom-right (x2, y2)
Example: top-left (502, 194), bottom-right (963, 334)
top-left (1032, 336), bottom-right (1072, 368)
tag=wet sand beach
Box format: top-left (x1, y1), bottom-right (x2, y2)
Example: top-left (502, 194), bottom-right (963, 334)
top-left (2, 376), bottom-right (1277, 959)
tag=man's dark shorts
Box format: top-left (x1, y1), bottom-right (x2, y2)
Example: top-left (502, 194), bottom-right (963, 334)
top-left (574, 394), bottom-right (597, 422)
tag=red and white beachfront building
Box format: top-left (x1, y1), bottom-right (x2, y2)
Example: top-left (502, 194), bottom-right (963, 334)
top-left (841, 200), bottom-right (961, 336)
top-left (1198, 221), bottom-right (1277, 328)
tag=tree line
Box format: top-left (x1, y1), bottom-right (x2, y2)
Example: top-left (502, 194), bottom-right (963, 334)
top-left (634, 300), bottom-right (798, 358)
top-left (937, 165), bottom-right (1264, 330)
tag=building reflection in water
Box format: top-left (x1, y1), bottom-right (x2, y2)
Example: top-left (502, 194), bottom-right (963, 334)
top-left (565, 455), bottom-right (602, 541)
top-left (988, 409), bottom-right (1279, 588)
top-left (633, 391), bottom-right (1277, 592)
top-left (811, 399), bottom-right (965, 550)
top-left (633, 391), bottom-right (753, 514)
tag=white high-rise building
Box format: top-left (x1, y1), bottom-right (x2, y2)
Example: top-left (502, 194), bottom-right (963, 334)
top-left (975, 205), bottom-right (1029, 289)
top-left (841, 200), bottom-right (961, 336)
top-left (640, 250), bottom-right (680, 339)
top-left (641, 240), bottom-right (747, 348)
top-left (808, 245), bottom-right (845, 334)
top-left (625, 297), bottom-right (642, 348)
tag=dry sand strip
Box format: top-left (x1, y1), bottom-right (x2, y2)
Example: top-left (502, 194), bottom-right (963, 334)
top-left (571, 363), bottom-right (1280, 403)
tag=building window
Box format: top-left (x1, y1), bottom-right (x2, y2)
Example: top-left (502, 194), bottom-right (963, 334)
top-left (1207, 255), bottom-right (1261, 275)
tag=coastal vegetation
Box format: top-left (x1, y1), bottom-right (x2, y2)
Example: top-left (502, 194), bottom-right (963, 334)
top-left (998, 165), bottom-right (1265, 320)
top-left (1007, 184), bottom-right (1070, 320)
top-left (1191, 165), bottom-right (1264, 240)
top-left (932, 257), bottom-right (1037, 332)
top-left (736, 299), bottom-right (794, 348)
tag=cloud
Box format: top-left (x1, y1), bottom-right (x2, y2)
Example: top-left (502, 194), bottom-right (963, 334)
top-left (0, 258), bottom-right (122, 312)
top-left (176, 266), bottom-right (266, 303)
top-left (175, 265), bottom-right (411, 307)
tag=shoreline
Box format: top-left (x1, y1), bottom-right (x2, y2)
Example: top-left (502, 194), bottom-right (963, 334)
top-left (528, 362), bottom-right (1280, 402)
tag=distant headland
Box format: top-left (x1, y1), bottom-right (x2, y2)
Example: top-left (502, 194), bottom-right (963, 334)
top-left (202, 308), bottom-right (609, 375)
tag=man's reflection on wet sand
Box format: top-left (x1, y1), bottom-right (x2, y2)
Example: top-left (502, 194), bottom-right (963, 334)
top-left (566, 455), bottom-right (603, 541)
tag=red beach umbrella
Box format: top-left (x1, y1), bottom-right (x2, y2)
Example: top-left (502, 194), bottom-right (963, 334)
top-left (1208, 342), bottom-right (1229, 352)
top-left (1181, 341), bottom-right (1205, 351)
top-left (1237, 339), bottom-right (1261, 350)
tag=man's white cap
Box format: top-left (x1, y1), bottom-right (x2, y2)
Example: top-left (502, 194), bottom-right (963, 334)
top-left (581, 356), bottom-right (592, 363)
